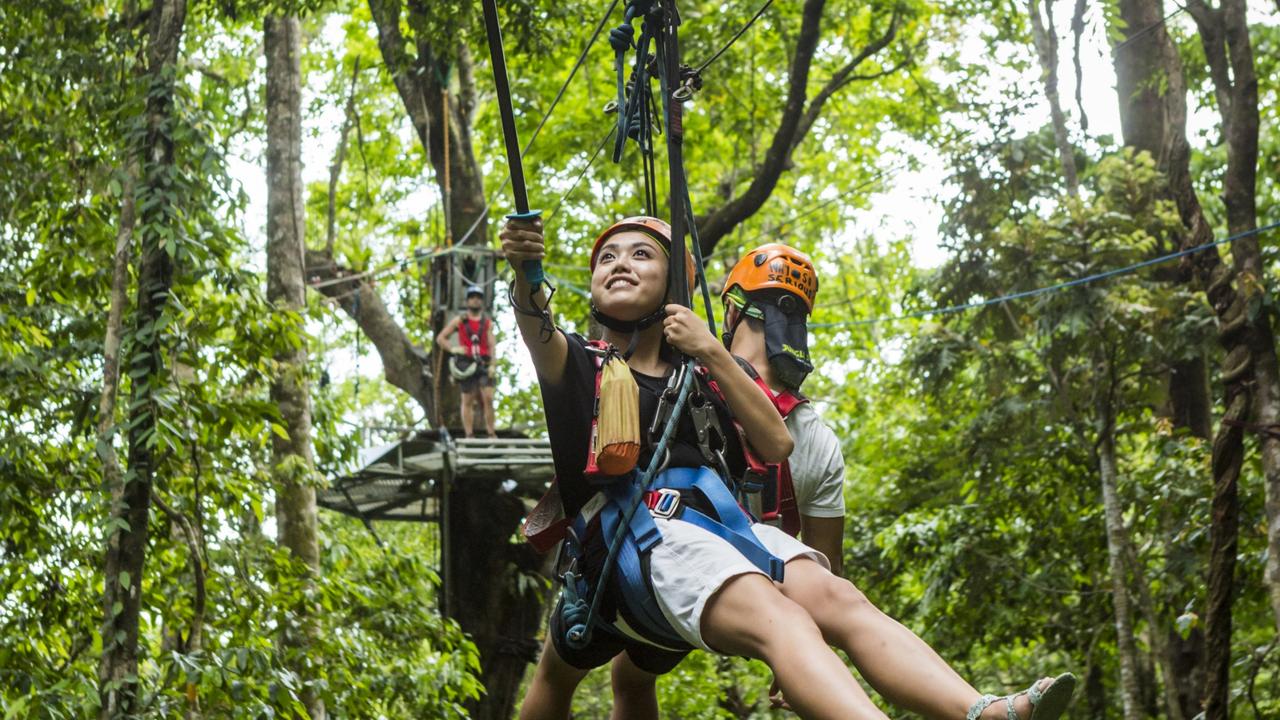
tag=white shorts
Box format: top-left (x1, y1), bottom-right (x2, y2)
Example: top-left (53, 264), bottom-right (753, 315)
top-left (645, 519), bottom-right (829, 651)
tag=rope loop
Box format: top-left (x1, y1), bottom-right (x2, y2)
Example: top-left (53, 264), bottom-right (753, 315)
top-left (560, 570), bottom-right (593, 648)
top-left (608, 23), bottom-right (635, 52)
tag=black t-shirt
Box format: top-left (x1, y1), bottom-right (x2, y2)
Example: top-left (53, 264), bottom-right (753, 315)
top-left (540, 332), bottom-right (747, 518)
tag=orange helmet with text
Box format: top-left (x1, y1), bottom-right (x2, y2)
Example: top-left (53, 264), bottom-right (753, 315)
top-left (589, 216), bottom-right (698, 293)
top-left (721, 243), bottom-right (818, 313)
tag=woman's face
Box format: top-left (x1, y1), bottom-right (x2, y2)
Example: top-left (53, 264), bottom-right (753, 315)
top-left (590, 231), bottom-right (669, 321)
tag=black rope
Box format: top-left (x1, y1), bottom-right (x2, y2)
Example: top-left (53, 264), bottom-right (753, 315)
top-left (693, 0), bottom-right (773, 74)
top-left (641, 100), bottom-right (659, 216)
top-left (656, 3), bottom-right (691, 309)
top-left (683, 178), bottom-right (717, 336)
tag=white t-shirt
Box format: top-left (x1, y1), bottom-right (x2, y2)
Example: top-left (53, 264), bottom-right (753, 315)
top-left (784, 403), bottom-right (846, 518)
top-left (748, 401), bottom-right (846, 521)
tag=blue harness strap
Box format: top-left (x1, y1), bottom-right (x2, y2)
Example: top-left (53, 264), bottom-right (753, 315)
top-left (561, 465), bottom-right (785, 650)
top-left (650, 467), bottom-right (785, 582)
top-left (598, 495), bottom-right (688, 649)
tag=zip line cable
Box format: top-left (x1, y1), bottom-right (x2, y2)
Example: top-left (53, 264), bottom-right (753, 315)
top-left (319, 218), bottom-right (1278, 316)
top-left (546, 126), bottom-right (618, 226)
top-left (308, 245), bottom-right (468, 290)
top-left (693, 0), bottom-right (774, 74)
top-left (524, 0), bottom-right (621, 159)
top-left (313, 0), bottom-right (1217, 330)
top-left (450, 0), bottom-right (621, 248)
top-left (1110, 5), bottom-right (1186, 56)
top-left (809, 221), bottom-right (1280, 329)
top-left (330, 158), bottom-right (897, 295)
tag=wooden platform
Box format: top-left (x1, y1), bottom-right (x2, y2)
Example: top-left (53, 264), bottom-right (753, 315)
top-left (316, 431), bottom-right (555, 523)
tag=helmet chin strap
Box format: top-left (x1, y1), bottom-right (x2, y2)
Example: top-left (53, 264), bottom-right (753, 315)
top-left (592, 302), bottom-right (667, 359)
top-left (720, 299), bottom-right (756, 352)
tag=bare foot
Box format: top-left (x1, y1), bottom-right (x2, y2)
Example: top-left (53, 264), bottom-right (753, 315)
top-left (981, 677), bottom-right (1056, 719)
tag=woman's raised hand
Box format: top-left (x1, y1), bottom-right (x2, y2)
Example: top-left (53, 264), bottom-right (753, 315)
top-left (662, 304), bottom-right (721, 361)
top-left (499, 216), bottom-right (545, 269)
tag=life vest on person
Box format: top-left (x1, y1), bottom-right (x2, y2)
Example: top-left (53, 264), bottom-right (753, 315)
top-left (522, 340), bottom-right (784, 651)
top-left (458, 316), bottom-right (491, 359)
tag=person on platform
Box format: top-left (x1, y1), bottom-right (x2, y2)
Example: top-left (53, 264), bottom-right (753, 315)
top-left (439, 285), bottom-right (497, 439)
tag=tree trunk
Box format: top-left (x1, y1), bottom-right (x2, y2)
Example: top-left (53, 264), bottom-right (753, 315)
top-left (1086, 660), bottom-right (1108, 719)
top-left (96, 164), bottom-right (135, 499)
top-left (265, 14), bottom-right (325, 719)
top-left (1096, 382), bottom-right (1146, 720)
top-left (98, 2), bottom-right (187, 717)
top-left (1168, 355), bottom-right (1213, 440)
top-left (1185, 0), bottom-right (1280, 645)
top-left (1116, 1), bottom-right (1259, 716)
top-left (1114, 0), bottom-right (1214, 445)
top-left (367, 0), bottom-right (489, 432)
top-left (445, 480), bottom-right (547, 720)
top-left (1169, 627), bottom-right (1207, 719)
top-left (1113, 0), bottom-right (1171, 165)
top-left (1125, 542), bottom-right (1189, 720)
top-left (1025, 0), bottom-right (1079, 196)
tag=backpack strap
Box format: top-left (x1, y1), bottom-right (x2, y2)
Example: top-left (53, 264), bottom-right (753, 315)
top-left (727, 357), bottom-right (808, 536)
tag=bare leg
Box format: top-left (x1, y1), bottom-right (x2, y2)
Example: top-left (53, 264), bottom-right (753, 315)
top-left (701, 573), bottom-right (889, 720)
top-left (778, 559), bottom-right (1048, 720)
top-left (460, 389), bottom-right (476, 438)
top-left (519, 636), bottom-right (590, 720)
top-left (609, 653), bottom-right (659, 720)
top-left (481, 383), bottom-right (497, 437)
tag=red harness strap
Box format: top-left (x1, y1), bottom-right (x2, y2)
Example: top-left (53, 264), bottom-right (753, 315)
top-left (730, 359), bottom-right (807, 536)
top-left (582, 340), bottom-right (611, 478)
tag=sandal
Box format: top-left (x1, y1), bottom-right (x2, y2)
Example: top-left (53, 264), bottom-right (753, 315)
top-left (965, 673), bottom-right (1076, 720)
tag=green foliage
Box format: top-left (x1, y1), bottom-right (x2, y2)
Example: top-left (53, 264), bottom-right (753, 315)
top-left (1, 2), bottom-right (478, 717)
top-left (4, 0), bottom-right (1280, 718)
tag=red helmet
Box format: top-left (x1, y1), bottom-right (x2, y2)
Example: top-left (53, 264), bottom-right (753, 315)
top-left (590, 216), bottom-right (697, 293)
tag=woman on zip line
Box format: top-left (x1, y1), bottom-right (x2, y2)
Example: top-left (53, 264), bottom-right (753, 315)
top-left (500, 216), bottom-right (1076, 720)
